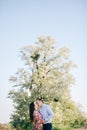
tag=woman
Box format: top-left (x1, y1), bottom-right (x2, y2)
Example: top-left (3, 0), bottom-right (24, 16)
top-left (29, 102), bottom-right (43, 130)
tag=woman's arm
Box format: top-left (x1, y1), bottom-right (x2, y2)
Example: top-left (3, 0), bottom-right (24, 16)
top-left (33, 111), bottom-right (43, 124)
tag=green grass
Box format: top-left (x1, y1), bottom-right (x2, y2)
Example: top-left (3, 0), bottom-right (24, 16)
top-left (53, 127), bottom-right (74, 130)
top-left (53, 123), bottom-right (72, 130)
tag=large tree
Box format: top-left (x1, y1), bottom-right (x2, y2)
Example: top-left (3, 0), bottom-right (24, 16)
top-left (8, 36), bottom-right (86, 129)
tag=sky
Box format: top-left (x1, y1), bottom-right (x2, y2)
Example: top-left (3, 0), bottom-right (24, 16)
top-left (0, 0), bottom-right (87, 123)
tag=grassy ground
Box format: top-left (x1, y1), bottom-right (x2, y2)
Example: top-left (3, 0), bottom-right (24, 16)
top-left (53, 125), bottom-right (87, 130)
top-left (53, 128), bottom-right (87, 130)
top-left (74, 127), bottom-right (87, 130)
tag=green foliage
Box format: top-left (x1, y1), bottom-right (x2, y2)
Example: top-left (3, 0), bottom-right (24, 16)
top-left (8, 36), bottom-right (87, 129)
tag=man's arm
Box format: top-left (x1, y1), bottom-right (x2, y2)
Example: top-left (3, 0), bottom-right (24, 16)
top-left (45, 105), bottom-right (54, 122)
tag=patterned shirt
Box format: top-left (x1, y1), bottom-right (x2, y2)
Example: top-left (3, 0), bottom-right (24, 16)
top-left (33, 110), bottom-right (43, 130)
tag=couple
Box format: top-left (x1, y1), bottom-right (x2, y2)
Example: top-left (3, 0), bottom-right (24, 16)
top-left (29, 98), bottom-right (54, 130)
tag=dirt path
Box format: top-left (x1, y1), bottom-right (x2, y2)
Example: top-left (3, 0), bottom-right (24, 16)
top-left (74, 127), bottom-right (87, 130)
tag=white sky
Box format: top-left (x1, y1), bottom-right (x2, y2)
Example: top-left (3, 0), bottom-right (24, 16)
top-left (0, 0), bottom-right (87, 123)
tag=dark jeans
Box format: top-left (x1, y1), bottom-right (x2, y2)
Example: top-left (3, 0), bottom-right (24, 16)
top-left (43, 123), bottom-right (52, 130)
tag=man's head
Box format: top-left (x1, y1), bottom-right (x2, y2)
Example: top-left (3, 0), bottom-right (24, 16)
top-left (36, 98), bottom-right (44, 107)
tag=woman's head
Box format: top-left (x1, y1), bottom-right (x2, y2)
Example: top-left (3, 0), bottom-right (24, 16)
top-left (29, 102), bottom-right (38, 121)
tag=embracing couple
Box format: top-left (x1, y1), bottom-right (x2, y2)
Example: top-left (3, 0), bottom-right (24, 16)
top-left (29, 98), bottom-right (54, 130)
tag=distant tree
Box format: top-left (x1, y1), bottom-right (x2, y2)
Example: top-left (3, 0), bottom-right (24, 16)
top-left (8, 36), bottom-right (87, 129)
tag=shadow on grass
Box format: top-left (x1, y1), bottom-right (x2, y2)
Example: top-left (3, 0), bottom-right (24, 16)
top-left (53, 127), bottom-right (60, 130)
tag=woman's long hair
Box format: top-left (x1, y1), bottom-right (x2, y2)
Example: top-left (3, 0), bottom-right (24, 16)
top-left (29, 102), bottom-right (35, 122)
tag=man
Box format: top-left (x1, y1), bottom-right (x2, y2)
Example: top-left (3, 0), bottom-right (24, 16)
top-left (36, 98), bottom-right (54, 130)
